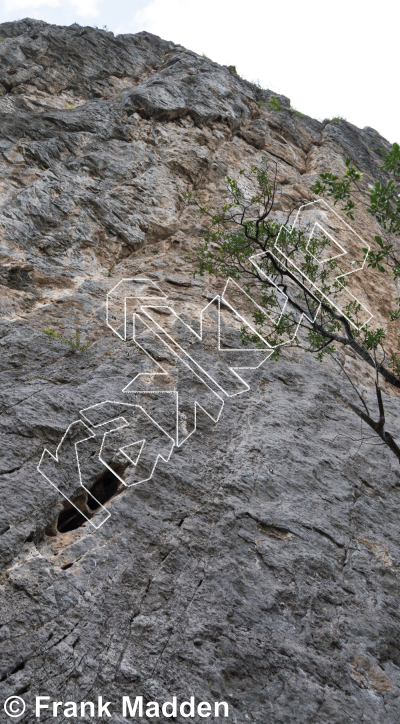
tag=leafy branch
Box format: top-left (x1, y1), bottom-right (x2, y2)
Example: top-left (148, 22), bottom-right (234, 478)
top-left (42, 327), bottom-right (88, 352)
top-left (185, 152), bottom-right (400, 463)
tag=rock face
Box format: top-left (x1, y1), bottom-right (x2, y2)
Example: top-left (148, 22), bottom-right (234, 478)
top-left (1, 18), bottom-right (400, 724)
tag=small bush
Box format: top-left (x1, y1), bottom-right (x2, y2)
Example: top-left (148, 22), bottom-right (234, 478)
top-left (42, 327), bottom-right (88, 352)
top-left (269, 96), bottom-right (283, 111)
top-left (323, 116), bottom-right (346, 124)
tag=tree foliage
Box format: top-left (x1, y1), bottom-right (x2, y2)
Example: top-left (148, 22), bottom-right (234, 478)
top-left (185, 144), bottom-right (400, 462)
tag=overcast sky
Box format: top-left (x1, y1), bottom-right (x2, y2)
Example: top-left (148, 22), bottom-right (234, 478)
top-left (0, 0), bottom-right (398, 145)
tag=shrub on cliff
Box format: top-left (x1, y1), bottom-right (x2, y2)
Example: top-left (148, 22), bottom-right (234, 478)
top-left (185, 143), bottom-right (400, 463)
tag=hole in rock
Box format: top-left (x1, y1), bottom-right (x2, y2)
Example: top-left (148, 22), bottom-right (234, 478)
top-left (57, 468), bottom-right (122, 533)
top-left (87, 468), bottom-right (119, 510)
top-left (57, 507), bottom-right (87, 534)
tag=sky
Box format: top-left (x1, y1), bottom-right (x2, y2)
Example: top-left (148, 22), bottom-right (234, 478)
top-left (0, 0), bottom-right (398, 145)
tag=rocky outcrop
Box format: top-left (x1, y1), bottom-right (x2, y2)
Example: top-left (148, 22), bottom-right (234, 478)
top-left (0, 18), bottom-right (399, 723)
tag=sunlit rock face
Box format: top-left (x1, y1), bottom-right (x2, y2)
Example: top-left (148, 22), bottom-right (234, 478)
top-left (0, 18), bottom-right (399, 724)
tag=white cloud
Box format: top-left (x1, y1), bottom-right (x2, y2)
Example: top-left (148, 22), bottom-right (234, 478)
top-left (3, 0), bottom-right (99, 16)
top-left (3, 0), bottom-right (59, 10)
top-left (70, 0), bottom-right (99, 16)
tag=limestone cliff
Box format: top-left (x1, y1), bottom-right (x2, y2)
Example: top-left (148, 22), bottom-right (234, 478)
top-left (0, 18), bottom-right (399, 723)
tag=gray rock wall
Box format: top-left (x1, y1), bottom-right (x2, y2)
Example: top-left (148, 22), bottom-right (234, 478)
top-left (0, 18), bottom-right (399, 723)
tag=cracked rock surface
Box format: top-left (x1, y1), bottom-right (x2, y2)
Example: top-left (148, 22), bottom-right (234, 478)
top-left (0, 18), bottom-right (400, 723)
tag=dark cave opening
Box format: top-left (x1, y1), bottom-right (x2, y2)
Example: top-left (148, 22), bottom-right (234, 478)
top-left (87, 468), bottom-right (120, 509)
top-left (57, 506), bottom-right (87, 534)
top-left (56, 468), bottom-right (121, 533)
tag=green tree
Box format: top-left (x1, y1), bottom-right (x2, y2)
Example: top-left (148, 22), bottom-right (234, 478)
top-left (185, 146), bottom-right (400, 462)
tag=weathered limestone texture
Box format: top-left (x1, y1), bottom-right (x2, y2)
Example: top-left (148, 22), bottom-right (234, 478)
top-left (0, 18), bottom-right (399, 723)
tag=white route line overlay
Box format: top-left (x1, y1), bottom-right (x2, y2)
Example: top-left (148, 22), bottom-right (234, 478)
top-left (269, 198), bottom-right (373, 330)
top-left (37, 420), bottom-right (111, 530)
top-left (38, 198), bottom-right (375, 529)
top-left (80, 402), bottom-right (175, 486)
top-left (37, 405), bottom-right (175, 530)
top-left (124, 317), bottom-right (226, 448)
